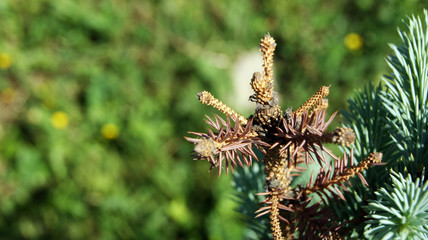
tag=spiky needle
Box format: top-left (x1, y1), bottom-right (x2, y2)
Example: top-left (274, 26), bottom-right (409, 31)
top-left (186, 34), bottom-right (383, 240)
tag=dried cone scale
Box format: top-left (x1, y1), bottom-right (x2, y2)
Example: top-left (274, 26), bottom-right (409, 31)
top-left (185, 34), bottom-right (383, 240)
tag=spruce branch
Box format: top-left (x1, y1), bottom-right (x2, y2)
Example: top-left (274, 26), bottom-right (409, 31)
top-left (274, 109), bottom-right (347, 166)
top-left (303, 150), bottom-right (384, 201)
top-left (295, 85), bottom-right (330, 118)
top-left (365, 172), bottom-right (428, 240)
top-left (381, 10), bottom-right (428, 175)
top-left (336, 10), bottom-right (428, 239)
top-left (250, 34), bottom-right (277, 106)
top-left (186, 34), bottom-right (384, 239)
top-left (185, 115), bottom-right (267, 176)
top-left (198, 91), bottom-right (248, 125)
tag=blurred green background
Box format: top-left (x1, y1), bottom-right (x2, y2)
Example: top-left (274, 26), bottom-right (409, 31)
top-left (0, 0), bottom-right (425, 239)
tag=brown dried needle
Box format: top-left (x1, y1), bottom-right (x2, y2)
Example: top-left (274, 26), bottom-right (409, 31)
top-left (186, 34), bottom-right (384, 240)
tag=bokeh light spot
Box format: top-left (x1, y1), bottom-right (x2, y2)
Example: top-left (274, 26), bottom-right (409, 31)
top-left (344, 33), bottom-right (363, 51)
top-left (0, 53), bottom-right (12, 69)
top-left (51, 111), bottom-right (69, 129)
top-left (101, 123), bottom-right (119, 140)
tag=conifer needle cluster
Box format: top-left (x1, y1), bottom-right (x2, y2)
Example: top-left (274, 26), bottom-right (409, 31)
top-left (185, 34), bottom-right (383, 239)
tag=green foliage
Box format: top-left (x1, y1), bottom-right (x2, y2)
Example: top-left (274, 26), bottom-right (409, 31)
top-left (382, 11), bottom-right (428, 175)
top-left (365, 172), bottom-right (428, 240)
top-left (233, 157), bottom-right (270, 239)
top-left (339, 10), bottom-right (428, 239)
top-left (0, 0), bottom-right (425, 239)
top-left (233, 8), bottom-right (428, 240)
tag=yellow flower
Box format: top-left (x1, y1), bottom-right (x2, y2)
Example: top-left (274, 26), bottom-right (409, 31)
top-left (0, 53), bottom-right (12, 69)
top-left (51, 111), bottom-right (69, 129)
top-left (101, 123), bottom-right (119, 140)
top-left (344, 33), bottom-right (363, 51)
